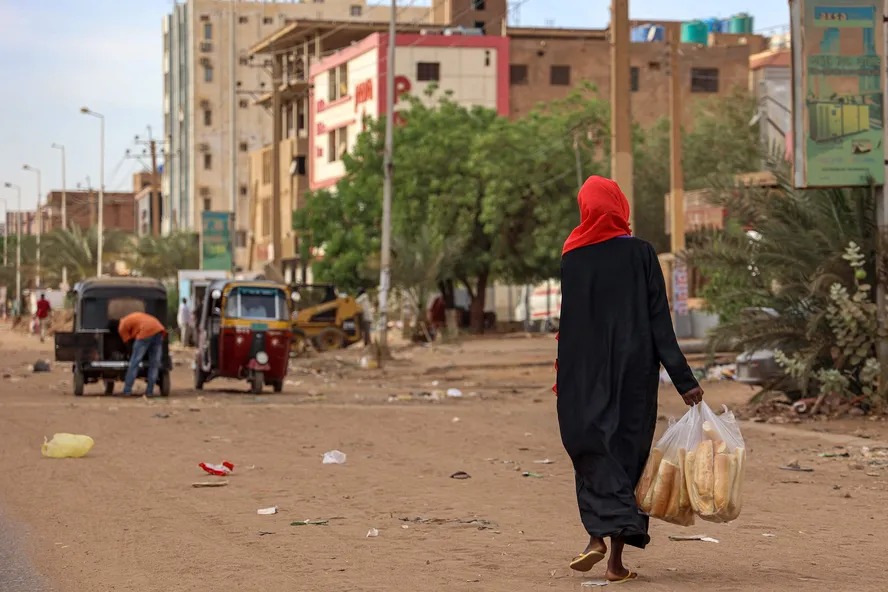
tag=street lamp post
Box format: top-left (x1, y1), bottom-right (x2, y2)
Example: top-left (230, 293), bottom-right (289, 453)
top-left (0, 198), bottom-right (7, 267)
top-left (52, 143), bottom-right (68, 288)
top-left (4, 182), bottom-right (22, 315)
top-left (80, 107), bottom-right (105, 277)
top-left (22, 165), bottom-right (42, 289)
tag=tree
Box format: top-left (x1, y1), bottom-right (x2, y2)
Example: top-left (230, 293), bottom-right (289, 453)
top-left (41, 227), bottom-right (130, 285)
top-left (128, 232), bottom-right (199, 280)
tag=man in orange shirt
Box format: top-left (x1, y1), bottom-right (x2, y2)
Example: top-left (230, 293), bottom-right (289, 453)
top-left (113, 312), bottom-right (166, 396)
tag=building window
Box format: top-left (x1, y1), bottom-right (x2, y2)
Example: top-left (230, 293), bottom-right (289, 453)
top-left (510, 64), bottom-right (529, 85)
top-left (263, 16), bottom-right (273, 25)
top-left (204, 64), bottom-right (214, 82)
top-left (550, 65), bottom-right (571, 86)
top-left (239, 184), bottom-right (248, 197)
top-left (203, 23), bottom-right (212, 40)
top-left (203, 108), bottom-right (212, 126)
top-left (350, 5), bottom-right (362, 16)
top-left (474, 21), bottom-right (486, 33)
top-left (203, 197), bottom-right (211, 211)
top-left (327, 65), bottom-right (349, 101)
top-left (473, 0), bottom-right (486, 9)
top-left (239, 56), bottom-right (249, 66)
top-left (239, 99), bottom-right (249, 108)
top-left (203, 153), bottom-right (212, 170)
top-left (235, 230), bottom-right (247, 248)
top-left (630, 66), bottom-right (639, 92)
top-left (238, 15), bottom-right (248, 24)
top-left (691, 68), bottom-right (719, 93)
top-left (239, 141), bottom-right (249, 152)
top-left (199, 14), bottom-right (209, 22)
top-left (417, 62), bottom-right (440, 82)
top-left (327, 128), bottom-right (347, 163)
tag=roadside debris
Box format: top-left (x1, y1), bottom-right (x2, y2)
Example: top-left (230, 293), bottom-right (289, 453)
top-left (398, 516), bottom-right (497, 530)
top-left (450, 471), bottom-right (471, 480)
top-left (522, 471), bottom-right (543, 478)
top-left (779, 460), bottom-right (813, 472)
top-left (366, 528), bottom-right (379, 538)
top-left (446, 388), bottom-right (463, 398)
top-left (581, 580), bottom-right (610, 588)
top-left (257, 506), bottom-right (278, 515)
top-left (533, 459), bottom-right (554, 464)
top-left (291, 519), bottom-right (329, 526)
top-left (32, 360), bottom-right (51, 373)
top-left (192, 481), bottom-right (228, 488)
top-left (322, 450), bottom-right (347, 464)
top-left (669, 534), bottom-right (719, 543)
top-left (153, 413), bottom-right (171, 419)
top-left (41, 433), bottom-right (94, 458)
top-left (199, 461), bottom-right (234, 476)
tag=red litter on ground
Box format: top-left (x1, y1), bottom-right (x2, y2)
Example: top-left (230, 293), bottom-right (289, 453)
top-left (199, 461), bottom-right (234, 476)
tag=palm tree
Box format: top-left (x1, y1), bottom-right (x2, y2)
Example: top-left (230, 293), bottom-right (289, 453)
top-left (128, 232), bottom-right (199, 280)
top-left (42, 226), bottom-right (130, 284)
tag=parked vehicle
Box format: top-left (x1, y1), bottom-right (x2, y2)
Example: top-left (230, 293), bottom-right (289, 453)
top-left (514, 281), bottom-right (561, 332)
top-left (194, 280), bottom-right (293, 393)
top-left (290, 284), bottom-right (365, 354)
top-left (54, 278), bottom-right (172, 396)
top-left (177, 270), bottom-right (231, 346)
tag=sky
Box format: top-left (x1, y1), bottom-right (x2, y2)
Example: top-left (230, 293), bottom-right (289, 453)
top-left (0, 0), bottom-right (790, 211)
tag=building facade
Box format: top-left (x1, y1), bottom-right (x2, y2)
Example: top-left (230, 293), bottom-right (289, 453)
top-left (749, 48), bottom-right (791, 163)
top-left (42, 191), bottom-right (137, 234)
top-left (162, 0), bottom-right (434, 267)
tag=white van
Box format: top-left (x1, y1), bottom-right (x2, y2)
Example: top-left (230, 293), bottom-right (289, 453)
top-left (514, 281), bottom-right (561, 332)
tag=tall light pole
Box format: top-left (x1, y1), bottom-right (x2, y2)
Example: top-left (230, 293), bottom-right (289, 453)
top-left (81, 107), bottom-right (105, 277)
top-left (377, 0), bottom-right (396, 357)
top-left (52, 143), bottom-right (68, 288)
top-left (0, 198), bottom-right (7, 267)
top-left (4, 182), bottom-right (22, 315)
top-left (23, 165), bottom-right (42, 289)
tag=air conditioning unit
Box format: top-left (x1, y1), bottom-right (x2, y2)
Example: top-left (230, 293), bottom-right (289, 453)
top-left (198, 143), bottom-right (210, 153)
top-left (199, 187), bottom-right (210, 197)
top-left (199, 99), bottom-right (210, 109)
top-left (200, 42), bottom-right (213, 52)
top-left (199, 57), bottom-right (211, 66)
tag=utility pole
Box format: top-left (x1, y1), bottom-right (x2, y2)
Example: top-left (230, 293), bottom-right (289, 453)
top-left (610, 0), bottom-right (633, 227)
top-left (52, 143), bottom-right (68, 288)
top-left (229, 0), bottom-right (238, 256)
top-left (271, 54), bottom-right (283, 271)
top-left (879, 2), bottom-right (888, 399)
top-left (377, 0), bottom-right (396, 358)
top-left (133, 128), bottom-right (161, 236)
top-left (23, 165), bottom-right (41, 289)
top-left (668, 27), bottom-right (685, 254)
top-left (4, 182), bottom-right (22, 314)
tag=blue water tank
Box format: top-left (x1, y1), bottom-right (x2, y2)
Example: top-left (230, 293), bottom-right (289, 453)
top-left (681, 21), bottom-right (708, 44)
top-left (703, 18), bottom-right (721, 33)
top-left (647, 25), bottom-right (665, 42)
top-left (631, 25), bottom-right (652, 43)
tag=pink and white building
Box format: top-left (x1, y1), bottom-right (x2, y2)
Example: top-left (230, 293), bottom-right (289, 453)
top-left (308, 32), bottom-right (510, 190)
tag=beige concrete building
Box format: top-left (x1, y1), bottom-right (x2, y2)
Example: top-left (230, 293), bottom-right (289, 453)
top-left (162, 0), bottom-right (432, 268)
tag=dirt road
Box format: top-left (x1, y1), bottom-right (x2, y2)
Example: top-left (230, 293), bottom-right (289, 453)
top-left (0, 328), bottom-right (886, 591)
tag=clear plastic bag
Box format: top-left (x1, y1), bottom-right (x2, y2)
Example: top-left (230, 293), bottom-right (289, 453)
top-left (635, 402), bottom-right (746, 525)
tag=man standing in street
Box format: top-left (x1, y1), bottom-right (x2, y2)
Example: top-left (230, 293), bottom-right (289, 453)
top-left (177, 297), bottom-right (192, 347)
top-left (35, 294), bottom-right (51, 343)
top-left (112, 311), bottom-right (166, 397)
top-left (355, 288), bottom-right (374, 347)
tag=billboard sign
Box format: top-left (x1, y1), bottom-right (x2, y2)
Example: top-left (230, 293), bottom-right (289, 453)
top-left (200, 211), bottom-right (233, 271)
top-left (790, 0), bottom-right (884, 187)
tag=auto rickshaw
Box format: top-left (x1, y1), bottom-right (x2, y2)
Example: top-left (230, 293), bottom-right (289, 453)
top-left (54, 277), bottom-right (173, 396)
top-left (194, 279), bottom-right (293, 393)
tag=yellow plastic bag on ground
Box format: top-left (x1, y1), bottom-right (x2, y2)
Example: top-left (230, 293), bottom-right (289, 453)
top-left (41, 433), bottom-right (95, 458)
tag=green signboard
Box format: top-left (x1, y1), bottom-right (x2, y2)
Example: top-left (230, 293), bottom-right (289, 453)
top-left (790, 0), bottom-right (884, 187)
top-left (200, 211), bottom-right (233, 271)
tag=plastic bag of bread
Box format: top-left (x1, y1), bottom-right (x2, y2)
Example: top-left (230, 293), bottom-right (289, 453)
top-left (634, 411), bottom-right (697, 526)
top-left (684, 402), bottom-right (746, 523)
top-left (635, 402), bottom-right (746, 526)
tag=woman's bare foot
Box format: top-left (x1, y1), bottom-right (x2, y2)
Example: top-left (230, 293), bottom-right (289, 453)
top-left (605, 537), bottom-right (638, 582)
top-left (584, 536), bottom-right (607, 555)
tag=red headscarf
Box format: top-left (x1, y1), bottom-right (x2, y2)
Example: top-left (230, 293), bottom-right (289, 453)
top-left (562, 176), bottom-right (631, 256)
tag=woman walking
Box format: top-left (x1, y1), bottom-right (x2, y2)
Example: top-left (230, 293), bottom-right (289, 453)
top-left (555, 176), bottom-right (703, 583)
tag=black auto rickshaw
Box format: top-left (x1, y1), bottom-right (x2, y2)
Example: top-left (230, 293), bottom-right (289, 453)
top-left (194, 279), bottom-right (294, 393)
top-left (54, 278), bottom-right (172, 396)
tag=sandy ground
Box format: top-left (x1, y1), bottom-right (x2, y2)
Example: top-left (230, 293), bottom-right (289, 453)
top-left (1, 327), bottom-right (887, 592)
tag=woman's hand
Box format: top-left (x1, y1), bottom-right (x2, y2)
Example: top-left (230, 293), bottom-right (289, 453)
top-left (680, 386), bottom-right (704, 406)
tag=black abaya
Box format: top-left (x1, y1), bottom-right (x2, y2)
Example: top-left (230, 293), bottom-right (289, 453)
top-left (556, 237), bottom-right (698, 549)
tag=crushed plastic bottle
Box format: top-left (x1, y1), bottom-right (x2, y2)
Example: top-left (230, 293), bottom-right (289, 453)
top-left (322, 450), bottom-right (347, 465)
top-left (41, 433), bottom-right (95, 458)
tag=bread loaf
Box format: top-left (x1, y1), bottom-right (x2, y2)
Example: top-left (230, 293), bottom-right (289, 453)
top-left (649, 461), bottom-right (677, 517)
top-left (702, 421), bottom-right (719, 442)
top-left (727, 447), bottom-right (746, 515)
top-left (678, 448), bottom-right (691, 511)
top-left (635, 448), bottom-right (663, 509)
top-left (713, 452), bottom-right (737, 512)
top-left (693, 440), bottom-right (715, 515)
top-left (665, 462), bottom-right (682, 518)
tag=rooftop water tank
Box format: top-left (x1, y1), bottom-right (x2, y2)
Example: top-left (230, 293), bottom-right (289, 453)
top-left (631, 24), bottom-right (652, 43)
top-left (647, 25), bottom-right (665, 42)
top-left (681, 21), bottom-right (708, 44)
top-left (728, 13), bottom-right (754, 34)
top-left (703, 18), bottom-right (722, 33)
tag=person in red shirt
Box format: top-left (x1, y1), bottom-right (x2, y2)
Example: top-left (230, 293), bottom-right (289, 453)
top-left (35, 294), bottom-right (51, 343)
top-left (112, 312), bottom-right (166, 396)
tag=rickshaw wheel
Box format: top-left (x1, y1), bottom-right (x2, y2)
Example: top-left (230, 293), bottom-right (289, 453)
top-left (315, 328), bottom-right (345, 352)
top-left (104, 380), bottom-right (115, 395)
top-left (250, 372), bottom-right (264, 394)
top-left (73, 368), bottom-right (85, 397)
top-left (290, 331), bottom-right (308, 357)
top-left (160, 372), bottom-right (171, 397)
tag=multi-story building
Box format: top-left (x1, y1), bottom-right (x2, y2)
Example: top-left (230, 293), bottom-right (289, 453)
top-left (162, 0), bottom-right (434, 268)
top-left (41, 191), bottom-right (137, 234)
